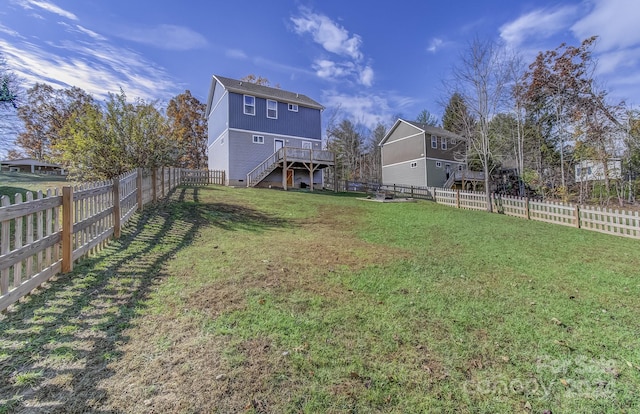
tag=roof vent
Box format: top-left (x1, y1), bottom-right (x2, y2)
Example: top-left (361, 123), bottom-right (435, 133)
top-left (239, 81), bottom-right (243, 85)
top-left (296, 93), bottom-right (299, 98)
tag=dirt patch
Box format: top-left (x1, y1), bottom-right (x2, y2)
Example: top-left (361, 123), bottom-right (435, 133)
top-left (94, 197), bottom-right (409, 413)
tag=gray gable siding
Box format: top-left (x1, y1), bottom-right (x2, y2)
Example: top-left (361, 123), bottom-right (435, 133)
top-left (384, 122), bottom-right (421, 144)
top-left (228, 92), bottom-right (321, 139)
top-left (208, 85), bottom-right (228, 147)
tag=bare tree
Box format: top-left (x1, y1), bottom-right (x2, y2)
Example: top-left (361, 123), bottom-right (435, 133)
top-left (446, 38), bottom-right (511, 212)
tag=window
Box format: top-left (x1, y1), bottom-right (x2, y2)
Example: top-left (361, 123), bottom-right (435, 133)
top-left (436, 161), bottom-right (442, 168)
top-left (267, 99), bottom-right (278, 119)
top-left (302, 141), bottom-right (312, 149)
top-left (451, 138), bottom-right (457, 145)
top-left (410, 162), bottom-right (417, 168)
top-left (458, 165), bottom-right (463, 171)
top-left (252, 135), bottom-right (264, 144)
top-left (244, 95), bottom-right (255, 115)
top-left (441, 138), bottom-right (447, 150)
top-left (288, 103), bottom-right (298, 112)
top-left (431, 135), bottom-right (437, 148)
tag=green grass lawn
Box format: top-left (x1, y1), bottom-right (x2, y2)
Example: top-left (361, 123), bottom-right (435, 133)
top-left (0, 172), bottom-right (71, 201)
top-left (1, 185), bottom-right (638, 413)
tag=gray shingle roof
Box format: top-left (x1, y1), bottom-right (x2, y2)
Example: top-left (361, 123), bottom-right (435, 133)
top-left (213, 75), bottom-right (323, 110)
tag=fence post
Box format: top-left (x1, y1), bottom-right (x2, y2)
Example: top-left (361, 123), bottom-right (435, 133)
top-left (161, 167), bottom-right (165, 198)
top-left (62, 186), bottom-right (73, 273)
top-left (525, 197), bottom-right (530, 220)
top-left (411, 186), bottom-right (414, 198)
top-left (456, 189), bottom-right (460, 209)
top-left (136, 168), bottom-right (143, 211)
top-left (152, 168), bottom-right (158, 203)
top-left (574, 204), bottom-right (581, 228)
top-left (113, 178), bottom-right (121, 239)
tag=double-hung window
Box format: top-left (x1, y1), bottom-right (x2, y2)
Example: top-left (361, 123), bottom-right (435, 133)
top-left (431, 135), bottom-right (438, 149)
top-left (267, 99), bottom-right (278, 119)
top-left (441, 138), bottom-right (447, 150)
top-left (244, 95), bottom-right (255, 115)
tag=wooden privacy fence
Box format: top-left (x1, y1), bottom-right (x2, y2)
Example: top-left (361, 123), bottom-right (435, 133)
top-left (329, 180), bottom-right (640, 240)
top-left (0, 167), bottom-right (223, 312)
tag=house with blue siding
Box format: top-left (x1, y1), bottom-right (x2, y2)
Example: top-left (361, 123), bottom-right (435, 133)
top-left (206, 75), bottom-right (334, 189)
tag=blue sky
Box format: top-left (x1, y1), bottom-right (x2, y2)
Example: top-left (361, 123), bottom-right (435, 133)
top-left (2, 0), bottom-right (640, 138)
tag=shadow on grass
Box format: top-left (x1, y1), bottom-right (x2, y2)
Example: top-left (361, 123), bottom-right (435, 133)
top-left (0, 186), bottom-right (289, 413)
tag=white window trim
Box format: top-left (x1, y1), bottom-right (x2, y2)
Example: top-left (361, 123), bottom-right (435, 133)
top-left (252, 135), bottom-right (264, 144)
top-left (267, 99), bottom-right (278, 119)
top-left (410, 162), bottom-right (418, 168)
top-left (436, 161), bottom-right (442, 168)
top-left (288, 103), bottom-right (298, 112)
top-left (441, 138), bottom-right (447, 150)
top-left (431, 135), bottom-right (437, 149)
top-left (244, 95), bottom-right (255, 116)
top-left (302, 141), bottom-right (312, 149)
top-left (451, 138), bottom-right (457, 145)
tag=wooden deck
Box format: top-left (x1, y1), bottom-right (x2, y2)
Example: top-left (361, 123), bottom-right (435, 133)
top-left (247, 147), bottom-right (335, 190)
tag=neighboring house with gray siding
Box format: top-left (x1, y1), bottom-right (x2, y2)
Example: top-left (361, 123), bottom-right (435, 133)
top-left (379, 119), bottom-right (465, 188)
top-left (206, 75), bottom-right (333, 188)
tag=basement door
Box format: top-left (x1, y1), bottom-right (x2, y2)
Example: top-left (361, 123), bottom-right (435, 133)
top-left (286, 169), bottom-right (294, 187)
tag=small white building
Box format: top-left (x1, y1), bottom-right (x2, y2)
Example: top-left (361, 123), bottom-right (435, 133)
top-left (575, 159), bottom-right (621, 182)
top-left (0, 158), bottom-right (66, 175)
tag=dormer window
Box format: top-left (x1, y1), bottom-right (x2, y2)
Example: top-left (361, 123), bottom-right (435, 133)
top-left (267, 99), bottom-right (278, 119)
top-left (288, 103), bottom-right (298, 112)
top-left (244, 95), bottom-right (255, 115)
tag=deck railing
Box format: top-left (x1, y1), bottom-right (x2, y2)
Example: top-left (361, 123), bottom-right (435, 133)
top-left (247, 147), bottom-right (334, 187)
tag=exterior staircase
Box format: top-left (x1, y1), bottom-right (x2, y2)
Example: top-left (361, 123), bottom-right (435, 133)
top-left (246, 147), bottom-right (335, 188)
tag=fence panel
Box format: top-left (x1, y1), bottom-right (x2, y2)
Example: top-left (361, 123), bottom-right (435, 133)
top-left (580, 206), bottom-right (640, 239)
top-left (459, 191), bottom-right (487, 211)
top-left (527, 200), bottom-right (577, 227)
top-left (497, 195), bottom-right (528, 218)
top-left (119, 170), bottom-right (138, 226)
top-left (433, 188), bottom-right (457, 207)
top-left (1, 167), bottom-right (226, 312)
top-left (0, 190), bottom-right (63, 311)
top-left (72, 181), bottom-right (114, 261)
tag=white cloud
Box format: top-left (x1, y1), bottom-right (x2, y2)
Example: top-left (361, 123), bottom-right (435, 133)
top-left (359, 66), bottom-right (374, 87)
top-left (291, 8), bottom-right (363, 61)
top-left (572, 0), bottom-right (640, 51)
top-left (0, 23), bottom-right (23, 38)
top-left (75, 25), bottom-right (106, 41)
top-left (427, 38), bottom-right (443, 53)
top-left (226, 49), bottom-right (247, 59)
top-left (313, 59), bottom-right (374, 87)
top-left (116, 24), bottom-right (208, 51)
top-left (16, 0), bottom-right (78, 21)
top-left (0, 37), bottom-right (178, 101)
top-left (499, 6), bottom-right (578, 47)
top-left (313, 59), bottom-right (353, 79)
top-left (322, 90), bottom-right (416, 130)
